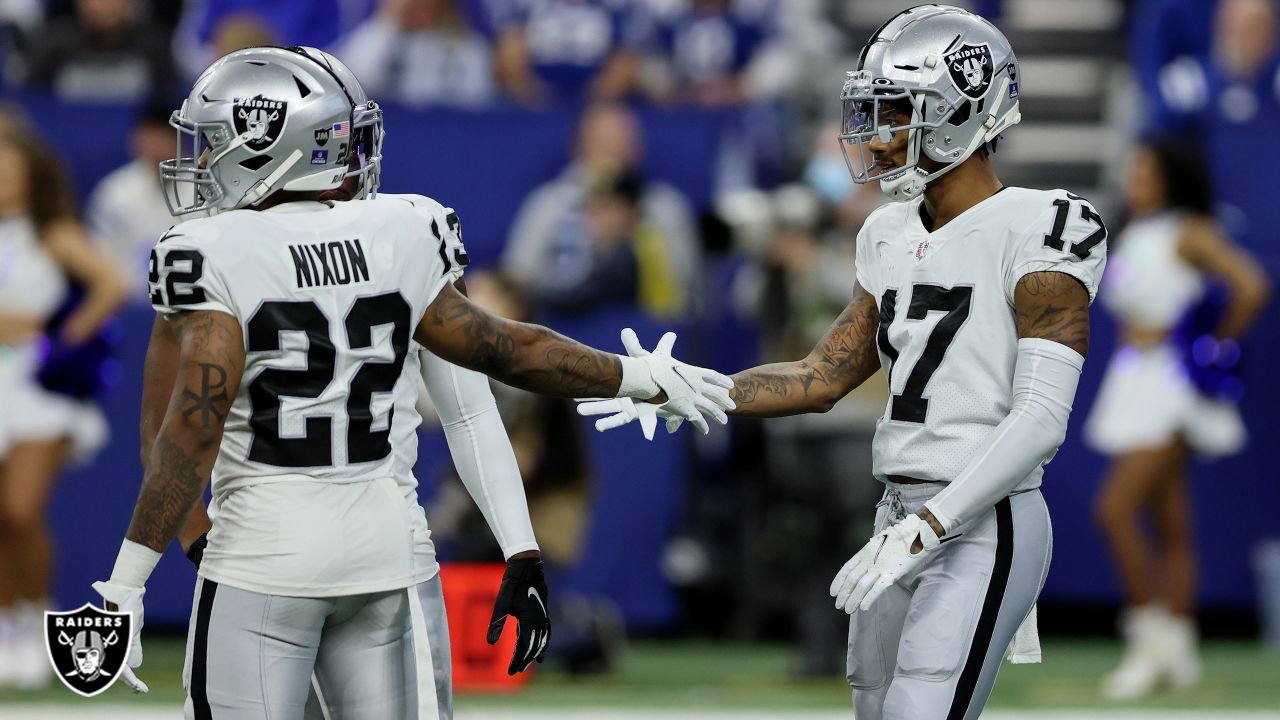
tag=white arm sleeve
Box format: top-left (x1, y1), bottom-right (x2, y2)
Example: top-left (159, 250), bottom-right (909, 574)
top-left (419, 349), bottom-right (539, 558)
top-left (923, 339), bottom-right (1084, 533)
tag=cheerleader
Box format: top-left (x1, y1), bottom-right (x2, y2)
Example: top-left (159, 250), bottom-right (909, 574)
top-left (0, 124), bottom-right (127, 688)
top-left (1089, 139), bottom-right (1270, 699)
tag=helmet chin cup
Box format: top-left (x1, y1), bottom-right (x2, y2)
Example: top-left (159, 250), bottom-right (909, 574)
top-left (879, 166), bottom-right (928, 202)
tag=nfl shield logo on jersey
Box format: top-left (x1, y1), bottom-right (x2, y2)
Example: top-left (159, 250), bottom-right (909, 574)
top-left (44, 604), bottom-right (132, 697)
top-left (943, 42), bottom-right (994, 100)
top-left (232, 95), bottom-right (288, 152)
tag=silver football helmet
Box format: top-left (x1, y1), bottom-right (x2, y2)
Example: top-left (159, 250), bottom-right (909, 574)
top-left (160, 47), bottom-right (360, 216)
top-left (839, 5), bottom-right (1021, 202)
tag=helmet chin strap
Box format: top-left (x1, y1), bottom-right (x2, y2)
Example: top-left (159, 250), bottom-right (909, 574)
top-left (243, 148), bottom-right (304, 206)
top-left (878, 77), bottom-right (1017, 203)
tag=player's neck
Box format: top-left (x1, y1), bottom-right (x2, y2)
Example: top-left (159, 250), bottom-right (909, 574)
top-left (253, 191), bottom-right (331, 211)
top-left (921, 157), bottom-right (1003, 231)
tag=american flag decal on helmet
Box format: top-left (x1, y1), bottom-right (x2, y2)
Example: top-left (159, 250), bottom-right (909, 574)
top-left (332, 121), bottom-right (350, 138)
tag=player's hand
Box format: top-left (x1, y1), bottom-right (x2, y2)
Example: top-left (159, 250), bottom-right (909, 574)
top-left (584, 329), bottom-right (734, 437)
top-left (829, 514), bottom-right (939, 614)
top-left (486, 556), bottom-right (550, 675)
top-left (91, 580), bottom-right (150, 693)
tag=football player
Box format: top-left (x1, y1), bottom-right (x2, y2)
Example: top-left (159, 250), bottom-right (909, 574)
top-left (140, 47), bottom-right (549, 719)
top-left (92, 46), bottom-right (733, 718)
top-left (579, 6), bottom-right (1106, 719)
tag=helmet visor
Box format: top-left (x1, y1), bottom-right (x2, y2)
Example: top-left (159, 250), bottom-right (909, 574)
top-left (837, 71), bottom-right (945, 186)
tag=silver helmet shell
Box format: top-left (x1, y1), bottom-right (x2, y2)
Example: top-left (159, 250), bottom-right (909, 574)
top-left (160, 47), bottom-right (358, 216)
top-left (839, 5), bottom-right (1021, 202)
top-left (287, 46), bottom-right (385, 199)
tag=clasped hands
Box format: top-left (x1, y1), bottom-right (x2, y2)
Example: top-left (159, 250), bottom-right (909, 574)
top-left (576, 329), bottom-right (734, 439)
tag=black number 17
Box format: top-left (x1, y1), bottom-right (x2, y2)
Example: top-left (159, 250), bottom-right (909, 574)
top-left (878, 284), bottom-right (973, 424)
top-left (1043, 194), bottom-right (1106, 260)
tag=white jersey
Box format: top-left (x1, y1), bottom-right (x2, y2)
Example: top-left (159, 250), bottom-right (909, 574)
top-left (149, 195), bottom-right (464, 596)
top-left (856, 187), bottom-right (1107, 490)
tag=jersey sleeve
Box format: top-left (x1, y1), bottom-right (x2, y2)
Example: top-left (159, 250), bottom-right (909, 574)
top-left (393, 194), bottom-right (470, 285)
top-left (1004, 191), bottom-right (1109, 306)
top-left (147, 229), bottom-right (235, 317)
top-left (854, 209), bottom-right (884, 298)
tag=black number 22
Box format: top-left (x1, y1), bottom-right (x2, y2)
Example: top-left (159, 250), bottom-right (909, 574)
top-left (878, 284), bottom-right (973, 424)
top-left (246, 292), bottom-right (411, 467)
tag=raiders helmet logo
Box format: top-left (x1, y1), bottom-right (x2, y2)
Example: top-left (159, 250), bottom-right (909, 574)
top-left (232, 96), bottom-right (288, 152)
top-left (943, 42), bottom-right (994, 100)
top-left (44, 604), bottom-right (132, 697)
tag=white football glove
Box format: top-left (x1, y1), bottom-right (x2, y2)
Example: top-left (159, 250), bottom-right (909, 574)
top-left (91, 580), bottom-right (149, 693)
top-left (578, 329), bottom-right (734, 438)
top-left (829, 514), bottom-right (939, 614)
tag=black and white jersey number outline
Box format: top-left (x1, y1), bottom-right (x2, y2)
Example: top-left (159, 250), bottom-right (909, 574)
top-left (149, 248), bottom-right (207, 307)
top-left (246, 293), bottom-right (411, 467)
top-left (878, 285), bottom-right (974, 424)
top-left (433, 211), bottom-right (469, 274)
top-left (1043, 193), bottom-right (1106, 260)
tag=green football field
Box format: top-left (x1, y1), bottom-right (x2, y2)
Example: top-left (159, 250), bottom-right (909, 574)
top-left (3, 638), bottom-right (1278, 717)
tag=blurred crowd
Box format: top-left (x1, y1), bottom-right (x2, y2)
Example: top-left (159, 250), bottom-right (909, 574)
top-left (0, 0), bottom-right (1277, 693)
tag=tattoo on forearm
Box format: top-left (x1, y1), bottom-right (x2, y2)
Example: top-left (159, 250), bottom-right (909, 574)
top-left (1015, 271), bottom-right (1090, 356)
top-left (427, 288), bottom-right (622, 398)
top-left (729, 288), bottom-right (881, 416)
top-left (180, 363), bottom-right (229, 430)
top-left (126, 434), bottom-right (204, 551)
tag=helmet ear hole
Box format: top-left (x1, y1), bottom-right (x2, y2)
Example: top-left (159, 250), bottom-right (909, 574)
top-left (239, 155), bottom-right (273, 171)
top-left (947, 100), bottom-right (972, 126)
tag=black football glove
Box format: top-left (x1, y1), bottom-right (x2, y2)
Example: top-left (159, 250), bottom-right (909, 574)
top-left (185, 533), bottom-right (208, 568)
top-left (486, 556), bottom-right (550, 675)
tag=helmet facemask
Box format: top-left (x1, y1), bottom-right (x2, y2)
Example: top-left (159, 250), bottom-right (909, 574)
top-left (159, 104), bottom-right (234, 216)
top-left (347, 100), bottom-right (383, 199)
top-left (838, 71), bottom-right (955, 202)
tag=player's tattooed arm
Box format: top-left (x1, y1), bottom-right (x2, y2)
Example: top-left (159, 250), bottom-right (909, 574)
top-left (137, 317), bottom-right (213, 555)
top-left (728, 283), bottom-right (881, 417)
top-left (416, 283), bottom-right (625, 399)
top-left (126, 310), bottom-right (244, 552)
top-left (139, 317), bottom-right (179, 465)
top-left (1014, 271), bottom-right (1090, 356)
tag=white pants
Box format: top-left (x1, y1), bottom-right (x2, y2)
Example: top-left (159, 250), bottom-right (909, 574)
top-left (182, 579), bottom-right (416, 719)
top-left (304, 575), bottom-right (454, 720)
top-left (847, 482), bottom-right (1052, 720)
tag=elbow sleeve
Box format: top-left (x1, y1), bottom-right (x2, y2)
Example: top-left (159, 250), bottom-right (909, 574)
top-left (924, 339), bottom-right (1083, 533)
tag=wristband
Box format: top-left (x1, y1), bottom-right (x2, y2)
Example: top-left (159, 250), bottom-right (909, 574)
top-left (109, 539), bottom-right (162, 588)
top-left (186, 533), bottom-right (209, 568)
top-left (616, 355), bottom-right (659, 399)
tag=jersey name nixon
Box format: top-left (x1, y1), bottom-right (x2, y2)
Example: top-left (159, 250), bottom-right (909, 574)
top-left (289, 238), bottom-right (371, 289)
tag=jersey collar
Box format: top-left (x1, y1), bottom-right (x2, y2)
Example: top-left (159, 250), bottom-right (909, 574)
top-left (262, 200), bottom-right (334, 214)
